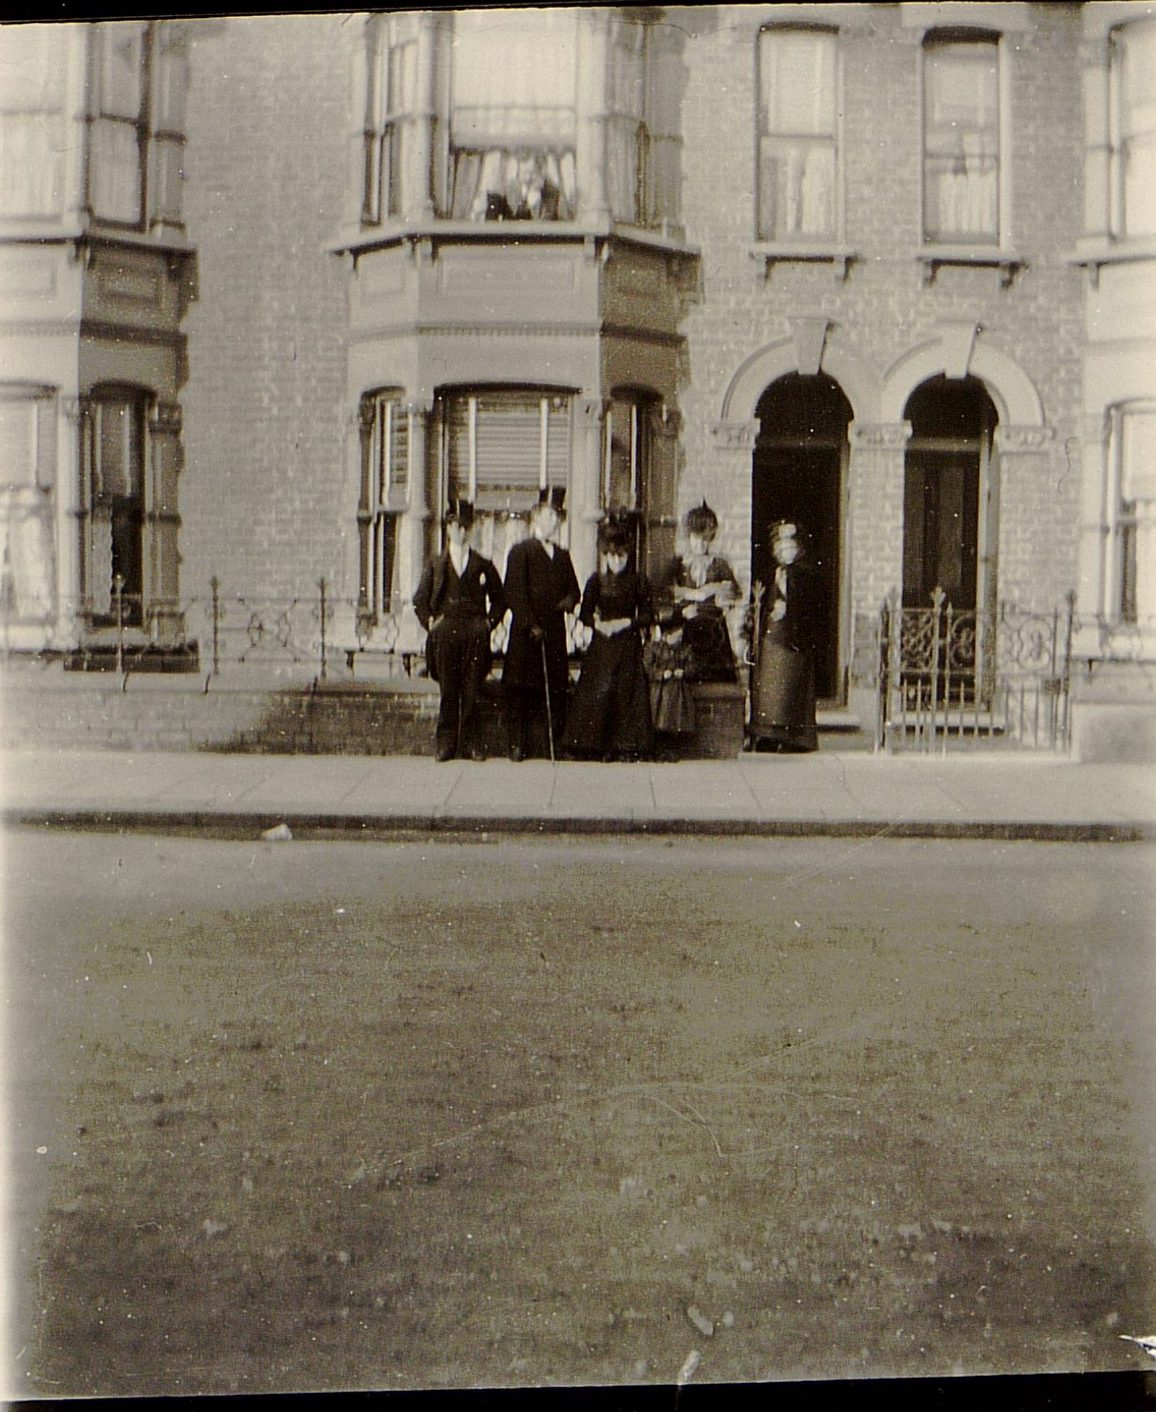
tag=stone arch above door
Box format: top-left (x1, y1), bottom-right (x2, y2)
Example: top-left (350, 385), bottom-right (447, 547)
top-left (717, 322), bottom-right (877, 430)
top-left (879, 324), bottom-right (1045, 428)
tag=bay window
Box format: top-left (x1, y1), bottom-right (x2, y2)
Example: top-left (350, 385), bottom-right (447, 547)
top-left (0, 388), bottom-right (57, 623)
top-left (0, 25), bottom-right (67, 220)
top-left (758, 26), bottom-right (838, 242)
top-left (439, 389), bottom-right (571, 572)
top-left (358, 390), bottom-right (409, 620)
top-left (448, 8), bottom-right (578, 222)
top-left (607, 17), bottom-right (651, 226)
top-left (922, 31), bottom-right (1000, 245)
top-left (1109, 18), bottom-right (1156, 239)
top-left (603, 389), bottom-right (675, 577)
top-left (89, 22), bottom-right (151, 228)
top-left (362, 14), bottom-right (416, 225)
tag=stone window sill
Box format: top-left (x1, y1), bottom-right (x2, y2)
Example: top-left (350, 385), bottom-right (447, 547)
top-left (749, 243), bottom-right (856, 281)
top-left (1068, 238), bottom-right (1156, 288)
top-left (916, 246), bottom-right (1024, 288)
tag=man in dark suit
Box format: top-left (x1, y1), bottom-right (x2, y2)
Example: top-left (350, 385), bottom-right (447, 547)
top-left (413, 498), bottom-right (507, 762)
top-left (501, 487), bottom-right (580, 761)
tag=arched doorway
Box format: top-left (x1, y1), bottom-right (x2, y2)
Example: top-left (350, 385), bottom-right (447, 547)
top-left (902, 375), bottom-right (998, 614)
top-left (752, 373), bottom-right (851, 701)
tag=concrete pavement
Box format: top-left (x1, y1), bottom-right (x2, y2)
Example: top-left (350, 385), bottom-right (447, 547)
top-left (2, 747), bottom-right (1154, 840)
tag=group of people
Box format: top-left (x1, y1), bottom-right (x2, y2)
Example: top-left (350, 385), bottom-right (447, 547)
top-left (412, 488), bottom-right (819, 763)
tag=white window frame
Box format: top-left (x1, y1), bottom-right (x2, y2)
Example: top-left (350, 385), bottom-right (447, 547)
top-left (1109, 17), bottom-right (1156, 242)
top-left (88, 21), bottom-right (152, 229)
top-left (1106, 402), bottom-right (1156, 626)
top-left (362, 15), bottom-right (416, 227)
top-left (358, 389), bottom-right (409, 620)
top-left (756, 24), bottom-right (842, 247)
top-left (919, 29), bottom-right (1004, 250)
top-left (0, 385), bottom-right (57, 626)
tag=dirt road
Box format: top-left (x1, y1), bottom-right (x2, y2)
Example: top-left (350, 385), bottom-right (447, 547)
top-left (5, 830), bottom-right (1154, 1396)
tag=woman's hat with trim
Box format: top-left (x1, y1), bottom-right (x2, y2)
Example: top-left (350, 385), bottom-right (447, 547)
top-left (684, 500), bottom-right (719, 538)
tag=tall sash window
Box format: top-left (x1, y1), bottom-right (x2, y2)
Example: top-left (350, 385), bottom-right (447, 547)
top-left (0, 25), bottom-right (67, 219)
top-left (89, 22), bottom-right (151, 227)
top-left (1109, 19), bottom-right (1156, 239)
top-left (758, 27), bottom-right (838, 241)
top-left (922, 32), bottom-right (1000, 245)
top-left (0, 388), bottom-right (57, 623)
top-left (358, 391), bottom-right (409, 619)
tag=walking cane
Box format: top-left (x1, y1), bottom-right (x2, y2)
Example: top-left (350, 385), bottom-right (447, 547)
top-left (540, 635), bottom-right (556, 763)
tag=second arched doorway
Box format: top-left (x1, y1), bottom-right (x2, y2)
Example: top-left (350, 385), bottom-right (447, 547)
top-left (752, 373), bottom-right (852, 701)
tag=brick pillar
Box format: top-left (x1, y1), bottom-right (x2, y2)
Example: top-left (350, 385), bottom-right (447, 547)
top-left (847, 421), bottom-right (909, 713)
top-left (708, 418), bottom-right (759, 589)
top-left (993, 425), bottom-right (1058, 611)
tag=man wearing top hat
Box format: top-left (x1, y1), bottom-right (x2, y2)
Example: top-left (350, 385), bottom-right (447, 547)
top-left (413, 498), bottom-right (507, 762)
top-left (501, 486), bottom-right (580, 761)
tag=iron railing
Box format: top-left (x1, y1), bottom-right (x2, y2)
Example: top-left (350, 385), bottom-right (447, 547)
top-left (877, 588), bottom-right (1076, 752)
top-left (1, 576), bottom-right (596, 683)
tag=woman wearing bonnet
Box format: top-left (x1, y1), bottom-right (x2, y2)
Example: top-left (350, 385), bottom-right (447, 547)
top-left (663, 500), bottom-right (741, 683)
top-left (746, 519), bottom-right (819, 753)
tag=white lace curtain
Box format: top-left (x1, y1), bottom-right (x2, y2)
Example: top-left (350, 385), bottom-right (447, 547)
top-left (449, 9), bottom-right (578, 221)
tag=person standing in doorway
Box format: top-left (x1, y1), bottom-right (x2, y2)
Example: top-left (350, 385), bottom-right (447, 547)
top-left (501, 487), bottom-right (580, 760)
top-left (746, 520), bottom-right (819, 753)
top-left (413, 498), bottom-right (507, 762)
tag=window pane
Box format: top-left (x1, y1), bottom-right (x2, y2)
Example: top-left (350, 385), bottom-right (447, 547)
top-left (606, 399), bottom-right (636, 510)
top-left (1119, 22), bottom-right (1156, 237)
top-left (99, 24), bottom-right (145, 120)
top-left (759, 29), bottom-right (837, 240)
top-left (153, 134), bottom-right (184, 224)
top-left (451, 8), bottom-right (577, 147)
top-left (96, 399), bottom-right (141, 498)
top-left (0, 24), bottom-right (65, 109)
top-left (924, 37), bottom-right (999, 243)
top-left (90, 119), bottom-right (144, 223)
top-left (0, 115), bottom-right (65, 217)
top-left (1121, 408), bottom-right (1156, 501)
top-left (759, 137), bottom-right (834, 238)
top-left (761, 29), bottom-right (836, 138)
top-left (0, 400), bottom-right (38, 487)
top-left (1119, 505), bottom-right (1137, 623)
top-left (444, 391), bottom-right (570, 510)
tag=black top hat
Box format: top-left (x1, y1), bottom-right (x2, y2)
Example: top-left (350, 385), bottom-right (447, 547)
top-left (535, 486), bottom-right (566, 514)
top-left (597, 516), bottom-right (632, 553)
top-left (444, 497), bottom-right (475, 527)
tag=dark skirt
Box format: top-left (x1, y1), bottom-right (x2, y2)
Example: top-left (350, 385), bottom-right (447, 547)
top-left (564, 630), bottom-right (654, 759)
top-left (649, 677), bottom-right (695, 736)
top-left (681, 609), bottom-right (736, 683)
top-left (749, 638), bottom-right (817, 752)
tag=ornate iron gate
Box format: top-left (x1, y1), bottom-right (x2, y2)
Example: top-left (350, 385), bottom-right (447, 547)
top-left (876, 589), bottom-right (1075, 752)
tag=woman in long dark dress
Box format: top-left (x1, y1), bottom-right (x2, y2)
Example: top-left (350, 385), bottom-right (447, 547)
top-left (747, 520), bottom-right (819, 753)
top-left (563, 519), bottom-right (654, 761)
top-left (663, 501), bottom-right (740, 682)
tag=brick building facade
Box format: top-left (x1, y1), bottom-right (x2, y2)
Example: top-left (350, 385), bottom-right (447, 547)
top-left (1, 5), bottom-right (1153, 755)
